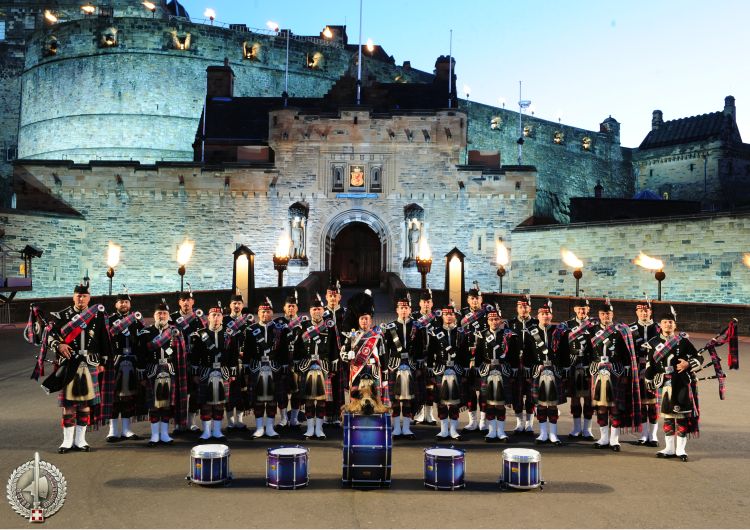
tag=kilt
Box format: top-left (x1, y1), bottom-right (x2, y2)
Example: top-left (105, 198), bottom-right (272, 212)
top-left (194, 377), bottom-right (231, 406)
top-left (144, 371), bottom-right (176, 411)
top-left (58, 364), bottom-right (101, 408)
top-left (387, 365), bottom-right (423, 405)
top-left (567, 365), bottom-right (592, 399)
top-left (434, 370), bottom-right (464, 406)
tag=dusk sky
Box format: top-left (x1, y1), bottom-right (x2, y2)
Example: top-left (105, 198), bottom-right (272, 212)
top-left (180, 0), bottom-right (748, 148)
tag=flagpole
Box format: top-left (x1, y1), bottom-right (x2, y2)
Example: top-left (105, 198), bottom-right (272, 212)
top-left (356, 0), bottom-right (363, 105)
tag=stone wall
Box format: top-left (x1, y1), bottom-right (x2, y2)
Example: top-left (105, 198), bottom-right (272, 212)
top-left (508, 213), bottom-right (750, 304)
top-left (460, 100), bottom-right (633, 222)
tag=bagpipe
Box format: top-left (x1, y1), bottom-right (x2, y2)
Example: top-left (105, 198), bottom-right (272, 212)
top-left (109, 311), bottom-right (143, 338)
top-left (147, 326), bottom-right (181, 352)
top-left (459, 304), bottom-right (494, 333)
top-left (225, 312), bottom-right (255, 337)
top-left (288, 315), bottom-right (310, 329)
top-left (414, 310), bottom-right (441, 330)
top-left (302, 318), bottom-right (336, 343)
top-left (24, 304), bottom-right (50, 346)
top-left (174, 309), bottom-right (206, 332)
top-left (693, 318), bottom-right (739, 400)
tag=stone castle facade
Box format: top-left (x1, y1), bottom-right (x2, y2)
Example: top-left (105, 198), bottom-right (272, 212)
top-left (1, 1), bottom-right (749, 303)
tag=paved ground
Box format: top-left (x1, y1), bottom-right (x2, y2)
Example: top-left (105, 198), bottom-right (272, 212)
top-left (1, 320), bottom-right (748, 528)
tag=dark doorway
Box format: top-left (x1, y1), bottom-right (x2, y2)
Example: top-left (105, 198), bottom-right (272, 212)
top-left (330, 222), bottom-right (381, 286)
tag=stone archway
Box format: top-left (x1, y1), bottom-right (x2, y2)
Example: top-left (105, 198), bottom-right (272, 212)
top-left (319, 209), bottom-right (392, 285)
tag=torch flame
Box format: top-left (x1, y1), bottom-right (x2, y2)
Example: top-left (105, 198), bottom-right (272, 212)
top-left (106, 242), bottom-right (121, 268)
top-left (417, 238), bottom-right (431, 261)
top-left (44, 10), bottom-right (58, 23)
top-left (266, 20), bottom-right (280, 32)
top-left (743, 253), bottom-right (750, 268)
top-left (496, 240), bottom-right (509, 266)
top-left (274, 233), bottom-right (292, 258)
top-left (322, 26), bottom-right (333, 39)
top-left (203, 8), bottom-right (216, 20)
top-left (177, 240), bottom-right (194, 266)
top-left (561, 249), bottom-right (583, 269)
top-left (634, 252), bottom-right (664, 271)
top-left (142, 1), bottom-right (156, 11)
top-left (81, 5), bottom-right (96, 15)
top-left (366, 38), bottom-right (374, 52)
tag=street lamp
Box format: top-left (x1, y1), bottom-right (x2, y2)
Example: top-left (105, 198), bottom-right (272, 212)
top-left (106, 242), bottom-right (121, 296)
top-left (415, 237), bottom-right (432, 290)
top-left (204, 8), bottom-right (216, 24)
top-left (634, 252), bottom-right (666, 301)
top-left (561, 248), bottom-right (584, 297)
top-left (142, 1), bottom-right (157, 17)
top-left (496, 238), bottom-right (509, 293)
top-left (273, 233), bottom-right (291, 288)
top-left (177, 239), bottom-right (194, 292)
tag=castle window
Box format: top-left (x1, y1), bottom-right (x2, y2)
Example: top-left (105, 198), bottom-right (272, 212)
top-left (6, 146), bottom-right (17, 161)
top-left (306, 52), bottom-right (324, 69)
top-left (523, 125), bottom-right (532, 137)
top-left (553, 131), bottom-right (564, 144)
top-left (662, 192), bottom-right (670, 200)
top-left (370, 166), bottom-right (382, 192)
top-left (490, 116), bottom-right (502, 130)
top-left (582, 136), bottom-right (592, 150)
top-left (0, 21), bottom-right (6, 41)
top-left (649, 169), bottom-right (653, 177)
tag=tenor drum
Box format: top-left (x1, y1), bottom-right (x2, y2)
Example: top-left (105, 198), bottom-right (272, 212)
top-left (266, 446), bottom-right (309, 490)
top-left (424, 447), bottom-right (465, 490)
top-left (342, 413), bottom-right (392, 488)
top-left (188, 444), bottom-right (231, 486)
top-left (500, 448), bottom-right (542, 490)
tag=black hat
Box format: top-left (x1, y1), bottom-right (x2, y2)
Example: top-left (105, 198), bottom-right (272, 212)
top-left (517, 295), bottom-right (531, 307)
top-left (310, 293), bottom-right (324, 308)
top-left (154, 302), bottom-right (169, 312)
top-left (538, 300), bottom-right (553, 314)
top-left (73, 280), bottom-right (90, 295)
top-left (597, 297), bottom-right (613, 313)
top-left (115, 293), bottom-right (131, 302)
top-left (467, 280), bottom-right (482, 298)
top-left (419, 288), bottom-right (433, 301)
top-left (486, 304), bottom-right (501, 318)
top-left (441, 300), bottom-right (457, 315)
top-left (178, 291), bottom-right (193, 300)
top-left (230, 294), bottom-right (244, 302)
top-left (258, 297), bottom-right (273, 311)
top-left (656, 305), bottom-right (677, 323)
top-left (396, 293), bottom-right (411, 308)
top-left (573, 297), bottom-right (589, 308)
top-left (326, 281), bottom-right (341, 293)
top-left (284, 290), bottom-right (299, 305)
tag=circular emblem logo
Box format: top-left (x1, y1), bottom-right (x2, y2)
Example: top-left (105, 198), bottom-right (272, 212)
top-left (6, 454), bottom-right (67, 520)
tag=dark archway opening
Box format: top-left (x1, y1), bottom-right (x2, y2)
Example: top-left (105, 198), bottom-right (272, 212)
top-left (330, 222), bottom-right (381, 286)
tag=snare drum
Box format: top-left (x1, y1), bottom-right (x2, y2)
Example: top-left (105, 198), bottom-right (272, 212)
top-left (500, 448), bottom-right (542, 490)
top-left (188, 444), bottom-right (231, 486)
top-left (424, 447), bottom-right (465, 490)
top-left (266, 446), bottom-right (309, 490)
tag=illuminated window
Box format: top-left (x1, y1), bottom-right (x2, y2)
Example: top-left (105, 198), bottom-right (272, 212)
top-left (0, 21), bottom-right (6, 41)
top-left (523, 125), bottom-right (532, 137)
top-left (553, 131), bottom-right (564, 144)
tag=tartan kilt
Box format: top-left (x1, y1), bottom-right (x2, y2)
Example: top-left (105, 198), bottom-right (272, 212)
top-left (531, 370), bottom-right (567, 406)
top-left (247, 369), bottom-right (281, 405)
top-left (226, 377), bottom-right (250, 410)
top-left (567, 365), bottom-right (592, 398)
top-left (143, 372), bottom-right (176, 411)
top-left (194, 378), bottom-right (231, 406)
top-left (434, 371), bottom-right (464, 406)
top-left (58, 364), bottom-right (101, 408)
top-left (479, 372), bottom-right (513, 406)
top-left (387, 365), bottom-right (423, 406)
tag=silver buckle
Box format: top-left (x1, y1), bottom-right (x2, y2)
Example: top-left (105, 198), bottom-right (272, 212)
top-left (212, 362), bottom-right (221, 369)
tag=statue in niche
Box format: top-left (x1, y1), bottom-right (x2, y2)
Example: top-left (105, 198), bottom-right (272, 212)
top-left (171, 30), bottom-right (191, 50)
top-left (290, 218), bottom-right (306, 259)
top-left (242, 41), bottom-right (262, 61)
top-left (43, 35), bottom-right (59, 56)
top-left (407, 219), bottom-right (421, 260)
top-left (99, 27), bottom-right (118, 47)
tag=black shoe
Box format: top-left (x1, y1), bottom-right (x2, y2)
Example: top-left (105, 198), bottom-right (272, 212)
top-left (593, 442), bottom-right (609, 449)
top-left (645, 440), bottom-right (659, 447)
top-left (425, 420), bottom-right (437, 426)
top-left (610, 444), bottom-right (621, 452)
top-left (106, 436), bottom-right (120, 443)
top-left (679, 454), bottom-right (689, 462)
top-left (147, 440), bottom-right (160, 447)
top-left (315, 434), bottom-right (326, 440)
top-left (551, 439), bottom-right (564, 446)
top-left (451, 435), bottom-right (463, 442)
top-left (161, 439), bottom-right (174, 445)
top-left (75, 444), bottom-right (91, 452)
top-left (123, 433), bottom-right (141, 441)
top-left (568, 432), bottom-right (582, 439)
top-left (58, 446), bottom-right (72, 454)
top-left (402, 433), bottom-right (417, 440)
top-left (635, 439), bottom-right (646, 446)
top-left (582, 434), bottom-right (596, 441)
top-left (656, 452), bottom-right (675, 459)
top-left (435, 434), bottom-right (450, 441)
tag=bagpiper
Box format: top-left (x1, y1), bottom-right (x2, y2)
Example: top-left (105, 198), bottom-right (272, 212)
top-left (644, 307), bottom-right (703, 462)
top-left (474, 304), bottom-right (512, 442)
top-left (170, 289), bottom-right (206, 434)
top-left (274, 292), bottom-right (308, 428)
top-left (459, 283), bottom-right (489, 433)
top-left (529, 302), bottom-right (566, 445)
top-left (561, 298), bottom-right (596, 440)
top-left (427, 302), bottom-right (471, 441)
top-left (136, 303), bottom-right (189, 446)
top-left (325, 282), bottom-right (346, 426)
top-left (294, 294), bottom-right (337, 439)
top-left (589, 299), bottom-right (642, 452)
top-left (223, 294), bottom-right (253, 430)
top-left (412, 289), bottom-right (439, 426)
top-left (506, 295), bottom-right (538, 434)
top-left (189, 306), bottom-right (240, 440)
top-left (104, 292), bottom-right (145, 442)
top-left (243, 298), bottom-right (282, 438)
top-left (384, 295), bottom-right (420, 439)
top-left (42, 281), bottom-right (109, 453)
top-left (630, 298), bottom-right (661, 447)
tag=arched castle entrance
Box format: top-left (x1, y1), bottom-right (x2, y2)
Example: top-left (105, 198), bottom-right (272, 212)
top-left (320, 210), bottom-right (391, 286)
